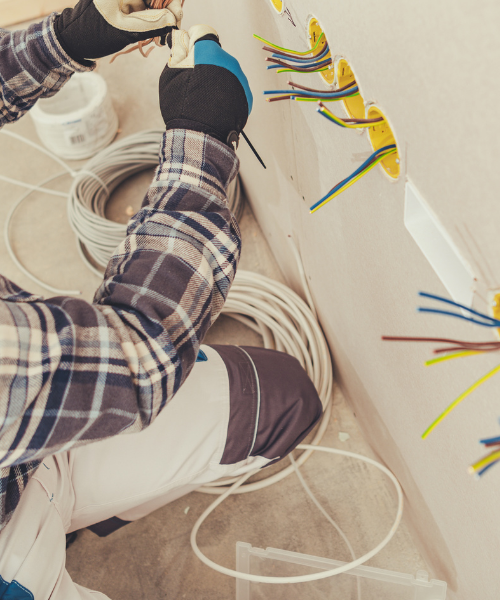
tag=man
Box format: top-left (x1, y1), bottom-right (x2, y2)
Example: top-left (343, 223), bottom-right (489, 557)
top-left (0, 2), bottom-right (323, 598)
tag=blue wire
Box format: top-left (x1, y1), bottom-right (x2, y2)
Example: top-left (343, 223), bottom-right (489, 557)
top-left (272, 44), bottom-right (331, 64)
top-left (418, 291), bottom-right (500, 325)
top-left (310, 144), bottom-right (396, 211)
top-left (477, 460), bottom-right (500, 477)
top-left (266, 57), bottom-right (333, 71)
top-left (263, 86), bottom-right (359, 99)
top-left (417, 308), bottom-right (500, 328)
top-left (317, 110), bottom-right (347, 128)
top-left (479, 435), bottom-right (500, 445)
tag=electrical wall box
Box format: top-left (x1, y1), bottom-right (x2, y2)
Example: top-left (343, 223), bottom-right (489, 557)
top-left (307, 16), bottom-right (334, 85)
top-left (269, 0), bottom-right (284, 13)
top-left (404, 181), bottom-right (475, 307)
top-left (236, 542), bottom-right (448, 599)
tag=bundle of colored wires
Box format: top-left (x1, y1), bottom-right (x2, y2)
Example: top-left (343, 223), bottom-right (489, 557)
top-left (263, 80), bottom-right (359, 103)
top-left (318, 102), bottom-right (384, 129)
top-left (310, 144), bottom-right (397, 213)
top-left (254, 32), bottom-right (333, 75)
top-left (470, 434), bottom-right (500, 477)
top-left (254, 33), bottom-right (360, 103)
top-left (382, 291), bottom-right (500, 442)
top-left (111, 0), bottom-right (182, 63)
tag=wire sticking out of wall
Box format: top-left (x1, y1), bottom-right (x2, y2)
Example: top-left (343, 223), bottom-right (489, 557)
top-left (318, 103), bottom-right (384, 129)
top-left (253, 33), bottom-right (360, 104)
top-left (254, 32), bottom-right (335, 76)
top-left (310, 144), bottom-right (397, 214)
top-left (382, 291), bottom-right (500, 477)
top-left (470, 434), bottom-right (500, 477)
top-left (264, 81), bottom-right (359, 103)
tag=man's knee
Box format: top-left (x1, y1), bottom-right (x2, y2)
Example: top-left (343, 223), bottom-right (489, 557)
top-left (209, 345), bottom-right (323, 466)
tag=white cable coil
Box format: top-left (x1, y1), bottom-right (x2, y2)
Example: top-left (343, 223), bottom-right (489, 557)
top-left (3, 129), bottom-right (242, 292)
top-left (67, 129), bottom-right (243, 272)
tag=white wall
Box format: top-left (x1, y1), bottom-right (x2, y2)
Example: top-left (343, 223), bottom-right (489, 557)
top-left (184, 2), bottom-right (500, 598)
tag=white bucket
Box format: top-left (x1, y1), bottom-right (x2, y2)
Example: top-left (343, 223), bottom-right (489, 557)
top-left (30, 72), bottom-right (118, 160)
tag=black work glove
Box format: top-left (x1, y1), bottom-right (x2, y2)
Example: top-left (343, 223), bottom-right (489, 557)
top-left (159, 25), bottom-right (253, 148)
top-left (54, 0), bottom-right (182, 65)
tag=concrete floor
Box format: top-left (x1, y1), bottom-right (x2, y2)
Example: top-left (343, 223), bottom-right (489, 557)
top-left (0, 44), bottom-right (429, 599)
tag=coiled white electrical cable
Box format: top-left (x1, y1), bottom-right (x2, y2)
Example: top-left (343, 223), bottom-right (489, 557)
top-left (67, 130), bottom-right (162, 269)
top-left (67, 129), bottom-right (243, 271)
top-left (2, 129), bottom-right (242, 291)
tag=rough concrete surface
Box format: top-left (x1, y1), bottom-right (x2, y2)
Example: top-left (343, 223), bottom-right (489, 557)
top-left (0, 42), bottom-right (428, 600)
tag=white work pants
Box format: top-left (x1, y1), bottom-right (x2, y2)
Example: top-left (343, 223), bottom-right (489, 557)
top-left (0, 346), bottom-right (268, 600)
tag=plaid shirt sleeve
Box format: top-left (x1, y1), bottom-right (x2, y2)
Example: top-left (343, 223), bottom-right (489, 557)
top-left (0, 14), bottom-right (93, 126)
top-left (0, 21), bottom-right (241, 530)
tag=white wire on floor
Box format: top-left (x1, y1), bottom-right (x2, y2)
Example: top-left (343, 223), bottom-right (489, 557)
top-left (191, 444), bottom-right (404, 584)
top-left (289, 453), bottom-right (362, 599)
top-left (3, 171), bottom-right (82, 296)
top-left (67, 130), bottom-right (162, 270)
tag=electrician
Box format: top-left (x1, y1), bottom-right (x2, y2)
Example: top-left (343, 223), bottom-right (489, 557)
top-left (0, 2), bottom-right (322, 599)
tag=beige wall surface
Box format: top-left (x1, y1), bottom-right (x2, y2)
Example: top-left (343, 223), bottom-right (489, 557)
top-left (184, 1), bottom-right (500, 598)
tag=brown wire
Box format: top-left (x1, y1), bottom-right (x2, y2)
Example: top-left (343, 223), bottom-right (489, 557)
top-left (382, 336), bottom-right (500, 346)
top-left (382, 335), bottom-right (500, 356)
top-left (433, 345), bottom-right (500, 354)
top-left (288, 80), bottom-right (356, 94)
top-left (110, 0), bottom-right (178, 63)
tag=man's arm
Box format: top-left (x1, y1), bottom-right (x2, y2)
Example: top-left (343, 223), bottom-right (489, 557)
top-left (0, 0), bottom-right (181, 127)
top-left (0, 27), bottom-right (250, 468)
top-left (0, 130), bottom-right (241, 468)
top-left (0, 16), bottom-right (92, 126)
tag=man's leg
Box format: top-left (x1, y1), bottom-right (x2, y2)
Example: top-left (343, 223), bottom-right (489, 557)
top-left (0, 452), bottom-right (107, 600)
top-left (0, 344), bottom-right (322, 600)
top-left (67, 344), bottom-right (322, 536)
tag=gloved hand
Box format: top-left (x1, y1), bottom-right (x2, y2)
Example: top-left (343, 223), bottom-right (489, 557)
top-left (54, 0), bottom-right (182, 65)
top-left (159, 25), bottom-right (253, 148)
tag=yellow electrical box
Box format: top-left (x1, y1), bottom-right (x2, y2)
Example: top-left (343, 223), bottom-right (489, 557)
top-left (270, 0), bottom-right (284, 13)
top-left (336, 59), bottom-right (365, 120)
top-left (492, 293), bottom-right (500, 325)
top-left (367, 106), bottom-right (400, 179)
top-left (307, 17), bottom-right (334, 86)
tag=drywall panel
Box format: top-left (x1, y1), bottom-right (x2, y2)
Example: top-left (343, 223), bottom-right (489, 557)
top-left (183, 2), bottom-right (500, 598)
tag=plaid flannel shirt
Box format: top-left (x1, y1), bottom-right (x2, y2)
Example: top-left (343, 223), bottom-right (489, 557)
top-left (0, 16), bottom-right (241, 532)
